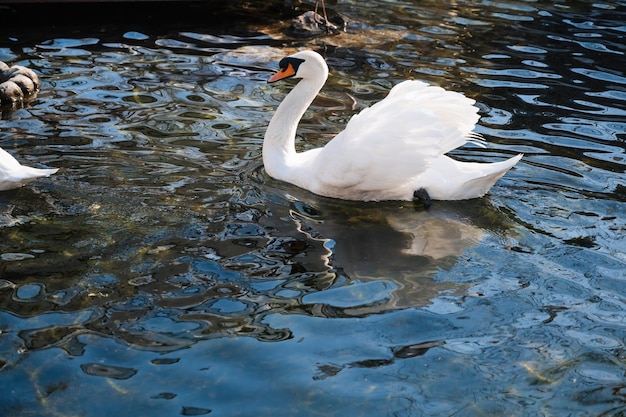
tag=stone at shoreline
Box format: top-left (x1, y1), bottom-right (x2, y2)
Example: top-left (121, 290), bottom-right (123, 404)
top-left (287, 10), bottom-right (347, 38)
top-left (0, 63), bottom-right (40, 108)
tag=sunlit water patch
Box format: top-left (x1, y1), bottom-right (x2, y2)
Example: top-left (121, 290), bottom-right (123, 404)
top-left (1, 1), bottom-right (625, 416)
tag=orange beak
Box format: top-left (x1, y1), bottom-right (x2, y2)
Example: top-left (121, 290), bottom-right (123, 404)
top-left (268, 63), bottom-right (297, 83)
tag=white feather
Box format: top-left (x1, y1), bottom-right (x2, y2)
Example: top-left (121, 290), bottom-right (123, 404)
top-left (0, 147), bottom-right (58, 191)
top-left (264, 50), bottom-right (522, 201)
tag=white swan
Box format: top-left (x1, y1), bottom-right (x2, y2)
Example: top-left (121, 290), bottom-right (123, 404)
top-left (0, 146), bottom-right (58, 191)
top-left (264, 50), bottom-right (522, 203)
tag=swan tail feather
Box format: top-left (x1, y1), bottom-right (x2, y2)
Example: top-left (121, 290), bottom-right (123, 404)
top-left (1, 166), bottom-right (58, 191)
top-left (455, 153), bottom-right (523, 199)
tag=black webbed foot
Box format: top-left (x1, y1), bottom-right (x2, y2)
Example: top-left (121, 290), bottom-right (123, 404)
top-left (413, 188), bottom-right (432, 210)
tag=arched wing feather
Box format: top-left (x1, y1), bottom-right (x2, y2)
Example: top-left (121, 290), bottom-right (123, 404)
top-left (312, 80), bottom-right (480, 191)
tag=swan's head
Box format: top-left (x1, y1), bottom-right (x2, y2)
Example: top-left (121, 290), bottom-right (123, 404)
top-left (268, 50), bottom-right (328, 84)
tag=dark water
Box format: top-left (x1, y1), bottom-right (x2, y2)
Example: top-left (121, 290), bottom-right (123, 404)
top-left (1, 1), bottom-right (625, 416)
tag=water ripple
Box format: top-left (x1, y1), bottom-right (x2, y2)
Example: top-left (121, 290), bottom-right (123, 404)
top-left (1, 1), bottom-right (626, 416)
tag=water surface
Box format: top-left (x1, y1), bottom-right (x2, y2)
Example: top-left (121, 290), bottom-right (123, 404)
top-left (1, 1), bottom-right (625, 416)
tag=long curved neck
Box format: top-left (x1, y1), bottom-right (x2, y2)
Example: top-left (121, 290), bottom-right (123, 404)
top-left (263, 76), bottom-right (325, 179)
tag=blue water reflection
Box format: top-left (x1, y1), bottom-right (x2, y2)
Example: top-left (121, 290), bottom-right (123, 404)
top-left (1, 0), bottom-right (626, 416)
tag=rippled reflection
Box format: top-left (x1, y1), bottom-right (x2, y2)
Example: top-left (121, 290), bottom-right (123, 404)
top-left (1, 0), bottom-right (625, 416)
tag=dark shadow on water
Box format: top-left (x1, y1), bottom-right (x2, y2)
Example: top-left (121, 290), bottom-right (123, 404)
top-left (0, 0), bottom-right (312, 47)
top-left (0, 1), bottom-right (291, 28)
top-left (0, 166), bottom-right (518, 355)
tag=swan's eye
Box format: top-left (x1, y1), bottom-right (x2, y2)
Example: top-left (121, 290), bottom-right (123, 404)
top-left (278, 57), bottom-right (290, 70)
top-left (268, 57), bottom-right (305, 83)
top-left (279, 57), bottom-right (305, 74)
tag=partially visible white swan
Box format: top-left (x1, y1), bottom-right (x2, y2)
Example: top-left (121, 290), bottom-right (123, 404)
top-left (0, 146), bottom-right (58, 191)
top-left (264, 50), bottom-right (522, 203)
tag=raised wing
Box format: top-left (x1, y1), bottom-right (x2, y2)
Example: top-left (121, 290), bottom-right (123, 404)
top-left (311, 80), bottom-right (481, 191)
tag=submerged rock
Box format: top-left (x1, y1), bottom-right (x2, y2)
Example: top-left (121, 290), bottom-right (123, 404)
top-left (0, 62), bottom-right (40, 108)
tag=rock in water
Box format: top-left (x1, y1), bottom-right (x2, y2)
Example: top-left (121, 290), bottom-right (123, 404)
top-left (287, 10), bottom-right (346, 37)
top-left (0, 62), bottom-right (40, 108)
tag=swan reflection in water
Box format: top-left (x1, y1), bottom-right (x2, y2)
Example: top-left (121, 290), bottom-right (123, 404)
top-left (262, 183), bottom-right (490, 311)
